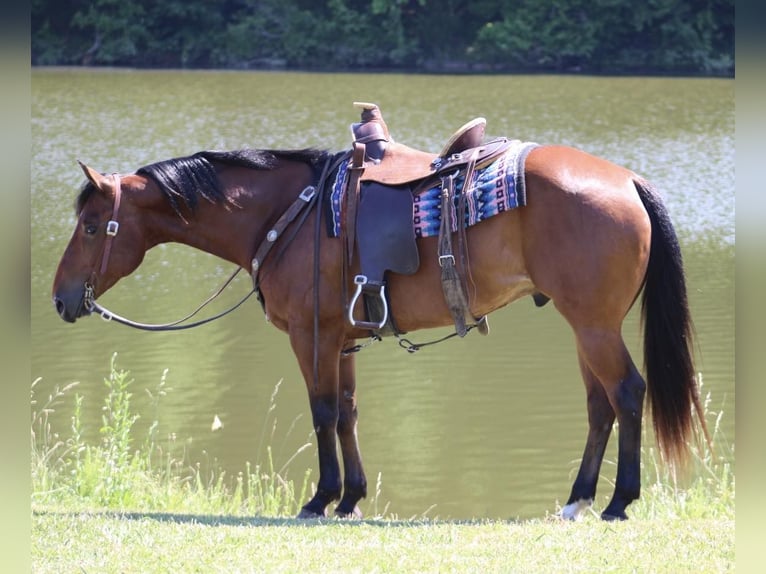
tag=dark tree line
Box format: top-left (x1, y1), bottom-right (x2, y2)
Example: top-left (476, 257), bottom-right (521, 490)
top-left (32, 0), bottom-right (734, 76)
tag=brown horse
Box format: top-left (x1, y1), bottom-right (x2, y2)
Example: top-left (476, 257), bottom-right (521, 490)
top-left (51, 140), bottom-right (709, 521)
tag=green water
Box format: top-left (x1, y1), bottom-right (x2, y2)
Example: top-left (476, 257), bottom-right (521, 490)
top-left (32, 69), bottom-right (734, 520)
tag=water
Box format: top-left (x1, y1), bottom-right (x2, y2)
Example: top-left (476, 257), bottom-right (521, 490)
top-left (31, 69), bottom-right (734, 519)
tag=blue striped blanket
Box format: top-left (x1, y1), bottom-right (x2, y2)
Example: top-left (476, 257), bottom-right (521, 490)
top-left (329, 139), bottom-right (538, 238)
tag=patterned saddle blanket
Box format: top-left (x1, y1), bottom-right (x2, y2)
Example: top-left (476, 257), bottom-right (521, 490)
top-left (329, 139), bottom-right (539, 239)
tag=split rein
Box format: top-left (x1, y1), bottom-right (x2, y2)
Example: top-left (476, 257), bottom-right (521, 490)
top-left (84, 267), bottom-right (254, 331)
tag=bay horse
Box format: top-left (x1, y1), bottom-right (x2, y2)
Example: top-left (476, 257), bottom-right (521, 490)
top-left (51, 135), bottom-right (709, 521)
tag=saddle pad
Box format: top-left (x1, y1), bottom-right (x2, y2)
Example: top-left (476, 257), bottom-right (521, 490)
top-left (329, 139), bottom-right (539, 239)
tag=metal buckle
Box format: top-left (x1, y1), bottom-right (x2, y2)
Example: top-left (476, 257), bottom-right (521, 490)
top-left (83, 283), bottom-right (95, 311)
top-left (299, 186), bottom-right (316, 201)
top-left (106, 220), bottom-right (119, 236)
top-left (438, 254), bottom-right (455, 267)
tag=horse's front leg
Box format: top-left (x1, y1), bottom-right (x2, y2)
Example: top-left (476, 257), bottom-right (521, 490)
top-left (335, 345), bottom-right (367, 518)
top-left (289, 326), bottom-right (343, 519)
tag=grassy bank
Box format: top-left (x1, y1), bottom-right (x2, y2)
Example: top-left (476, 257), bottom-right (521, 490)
top-left (33, 512), bottom-right (733, 573)
top-left (31, 354), bottom-right (735, 572)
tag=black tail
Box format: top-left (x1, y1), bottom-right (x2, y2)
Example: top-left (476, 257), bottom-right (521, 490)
top-left (634, 178), bottom-right (711, 466)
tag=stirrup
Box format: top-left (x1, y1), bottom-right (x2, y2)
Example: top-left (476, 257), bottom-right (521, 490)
top-left (347, 275), bottom-right (388, 330)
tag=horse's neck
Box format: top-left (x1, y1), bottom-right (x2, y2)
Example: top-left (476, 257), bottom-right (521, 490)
top-left (150, 172), bottom-right (306, 270)
top-left (138, 196), bottom-right (248, 271)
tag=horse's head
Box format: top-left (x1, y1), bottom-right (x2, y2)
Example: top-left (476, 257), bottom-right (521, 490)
top-left (52, 162), bottom-right (152, 322)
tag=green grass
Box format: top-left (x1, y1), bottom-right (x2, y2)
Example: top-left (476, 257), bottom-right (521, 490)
top-left (31, 353), bottom-right (316, 517)
top-left (32, 512), bottom-right (733, 573)
top-left (31, 354), bottom-right (735, 572)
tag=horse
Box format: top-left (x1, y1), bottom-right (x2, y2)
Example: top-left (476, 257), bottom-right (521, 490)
top-left (51, 129), bottom-right (710, 521)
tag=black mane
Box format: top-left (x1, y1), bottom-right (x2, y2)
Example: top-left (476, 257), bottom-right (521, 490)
top-left (76, 148), bottom-right (330, 216)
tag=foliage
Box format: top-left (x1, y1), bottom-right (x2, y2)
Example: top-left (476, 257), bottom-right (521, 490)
top-left (31, 0), bottom-right (733, 75)
top-left (31, 356), bottom-right (734, 570)
top-left (32, 355), bottom-right (733, 523)
top-left (31, 353), bottom-right (316, 516)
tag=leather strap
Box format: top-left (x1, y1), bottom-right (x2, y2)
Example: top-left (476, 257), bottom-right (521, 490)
top-left (99, 173), bottom-right (123, 276)
top-left (437, 174), bottom-right (467, 336)
top-left (345, 142), bottom-right (366, 262)
top-left (251, 185), bottom-right (317, 284)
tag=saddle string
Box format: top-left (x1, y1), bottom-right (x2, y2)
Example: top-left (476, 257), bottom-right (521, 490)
top-left (458, 151), bottom-right (479, 304)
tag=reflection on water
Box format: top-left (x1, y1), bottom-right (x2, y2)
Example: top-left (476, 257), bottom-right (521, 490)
top-left (32, 70), bottom-right (734, 519)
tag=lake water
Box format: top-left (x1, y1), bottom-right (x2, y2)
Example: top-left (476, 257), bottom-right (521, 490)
top-left (31, 69), bottom-right (734, 520)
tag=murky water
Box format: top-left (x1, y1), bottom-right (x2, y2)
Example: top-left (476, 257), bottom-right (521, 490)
top-left (31, 69), bottom-right (734, 519)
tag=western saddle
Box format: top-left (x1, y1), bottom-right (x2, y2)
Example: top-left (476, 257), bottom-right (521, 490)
top-left (344, 102), bottom-right (513, 339)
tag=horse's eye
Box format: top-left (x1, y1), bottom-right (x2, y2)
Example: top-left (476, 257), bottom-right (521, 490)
top-left (84, 224), bottom-right (98, 235)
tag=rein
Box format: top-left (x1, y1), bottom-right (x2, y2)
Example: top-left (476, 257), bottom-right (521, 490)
top-left (84, 268), bottom-right (256, 331)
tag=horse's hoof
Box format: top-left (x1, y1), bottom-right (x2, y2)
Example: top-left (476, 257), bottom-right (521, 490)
top-left (601, 511), bottom-right (628, 521)
top-left (560, 499), bottom-right (592, 521)
top-left (297, 506), bottom-right (327, 519)
top-left (335, 505), bottom-right (363, 519)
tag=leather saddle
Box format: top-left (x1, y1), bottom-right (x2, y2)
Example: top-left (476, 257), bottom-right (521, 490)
top-left (344, 103), bottom-right (508, 336)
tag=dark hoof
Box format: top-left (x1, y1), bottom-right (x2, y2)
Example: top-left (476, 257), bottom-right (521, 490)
top-left (601, 511), bottom-right (628, 521)
top-left (297, 506), bottom-right (328, 519)
top-left (335, 505), bottom-right (363, 519)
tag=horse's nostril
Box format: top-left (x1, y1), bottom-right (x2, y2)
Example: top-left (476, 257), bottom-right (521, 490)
top-left (54, 297), bottom-right (66, 317)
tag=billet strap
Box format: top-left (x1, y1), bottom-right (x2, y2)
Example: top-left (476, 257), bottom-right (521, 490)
top-left (344, 142), bottom-right (366, 262)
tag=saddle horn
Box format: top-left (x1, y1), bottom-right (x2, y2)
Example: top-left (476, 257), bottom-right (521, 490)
top-left (351, 102), bottom-right (391, 163)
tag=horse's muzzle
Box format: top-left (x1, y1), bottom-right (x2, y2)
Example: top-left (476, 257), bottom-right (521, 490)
top-left (52, 287), bottom-right (90, 323)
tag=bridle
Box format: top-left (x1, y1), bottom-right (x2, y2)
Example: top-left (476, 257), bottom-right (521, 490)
top-left (82, 172), bottom-right (256, 331)
top-left (79, 152), bottom-right (346, 333)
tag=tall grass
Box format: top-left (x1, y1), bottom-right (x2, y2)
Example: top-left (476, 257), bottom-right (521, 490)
top-left (32, 356), bottom-right (733, 521)
top-left (567, 373), bottom-right (735, 521)
top-left (31, 353), bottom-right (315, 517)
top-left (626, 374), bottom-right (735, 520)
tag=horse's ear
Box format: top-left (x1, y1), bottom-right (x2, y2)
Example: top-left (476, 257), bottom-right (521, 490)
top-left (77, 160), bottom-right (110, 192)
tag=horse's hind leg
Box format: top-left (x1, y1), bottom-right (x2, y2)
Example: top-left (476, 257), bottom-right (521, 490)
top-left (561, 352), bottom-right (616, 520)
top-left (335, 347), bottom-right (367, 518)
top-left (573, 328), bottom-right (646, 520)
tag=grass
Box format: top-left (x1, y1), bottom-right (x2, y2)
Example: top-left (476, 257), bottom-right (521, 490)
top-left (32, 513), bottom-right (733, 573)
top-left (31, 354), bottom-right (735, 572)
top-left (31, 353), bottom-right (316, 517)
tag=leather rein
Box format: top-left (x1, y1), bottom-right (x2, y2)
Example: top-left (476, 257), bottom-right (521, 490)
top-left (82, 153), bottom-right (345, 331)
